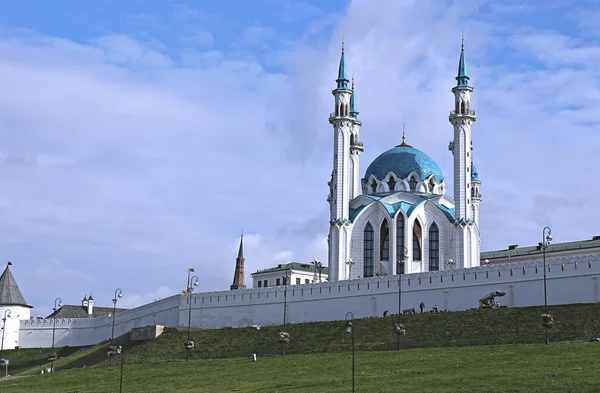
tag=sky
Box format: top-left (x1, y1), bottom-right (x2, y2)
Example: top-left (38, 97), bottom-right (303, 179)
top-left (1, 0), bottom-right (600, 315)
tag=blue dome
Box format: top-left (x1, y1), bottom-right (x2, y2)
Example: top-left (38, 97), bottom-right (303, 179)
top-left (471, 164), bottom-right (481, 182)
top-left (364, 144), bottom-right (445, 183)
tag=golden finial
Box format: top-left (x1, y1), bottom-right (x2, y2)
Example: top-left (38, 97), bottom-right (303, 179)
top-left (461, 32), bottom-right (464, 51)
top-left (342, 35), bottom-right (345, 54)
top-left (352, 72), bottom-right (355, 89)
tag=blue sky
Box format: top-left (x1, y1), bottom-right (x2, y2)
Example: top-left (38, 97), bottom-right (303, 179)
top-left (1, 0), bottom-right (600, 315)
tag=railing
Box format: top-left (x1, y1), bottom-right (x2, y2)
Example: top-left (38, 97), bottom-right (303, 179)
top-left (449, 110), bottom-right (476, 117)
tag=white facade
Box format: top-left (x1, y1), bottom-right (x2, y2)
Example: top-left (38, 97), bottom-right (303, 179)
top-left (252, 267), bottom-right (328, 289)
top-left (1, 305), bottom-right (30, 350)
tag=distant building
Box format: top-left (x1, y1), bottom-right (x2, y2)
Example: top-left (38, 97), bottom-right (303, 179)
top-left (0, 262), bottom-right (32, 349)
top-left (251, 262), bottom-right (329, 288)
top-left (481, 236), bottom-right (600, 265)
top-left (45, 294), bottom-right (128, 319)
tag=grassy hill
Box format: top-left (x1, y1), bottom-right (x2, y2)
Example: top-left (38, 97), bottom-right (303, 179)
top-left (2, 343), bottom-right (600, 392)
top-left (4, 302), bottom-right (600, 374)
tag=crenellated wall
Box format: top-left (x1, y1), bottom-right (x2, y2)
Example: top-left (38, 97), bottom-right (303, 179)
top-left (18, 254), bottom-right (600, 348)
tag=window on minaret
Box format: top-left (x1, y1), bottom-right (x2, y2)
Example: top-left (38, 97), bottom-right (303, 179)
top-left (461, 101), bottom-right (466, 114)
top-left (396, 215), bottom-right (406, 274)
top-left (387, 177), bottom-right (396, 192)
top-left (363, 222), bottom-right (374, 278)
top-left (409, 177), bottom-right (418, 191)
top-left (380, 220), bottom-right (390, 261)
top-left (429, 223), bottom-right (440, 271)
top-left (412, 220), bottom-right (422, 260)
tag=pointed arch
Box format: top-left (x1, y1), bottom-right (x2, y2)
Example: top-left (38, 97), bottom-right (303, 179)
top-left (371, 178), bottom-right (378, 194)
top-left (387, 175), bottom-right (396, 192)
top-left (429, 223), bottom-right (440, 271)
top-left (363, 222), bottom-right (374, 278)
top-left (409, 176), bottom-right (418, 191)
top-left (412, 219), bottom-right (422, 260)
top-left (460, 101), bottom-right (466, 114)
top-left (396, 213), bottom-right (406, 274)
top-left (380, 219), bottom-right (390, 261)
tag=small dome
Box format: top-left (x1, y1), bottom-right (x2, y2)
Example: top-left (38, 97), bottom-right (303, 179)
top-left (471, 164), bottom-right (481, 182)
top-left (364, 144), bottom-right (444, 184)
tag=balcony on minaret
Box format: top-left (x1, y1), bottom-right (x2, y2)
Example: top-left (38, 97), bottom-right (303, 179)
top-left (448, 141), bottom-right (455, 151)
top-left (350, 139), bottom-right (364, 152)
top-left (450, 109), bottom-right (476, 117)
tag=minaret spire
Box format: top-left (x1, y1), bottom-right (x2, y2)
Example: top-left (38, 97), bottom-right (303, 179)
top-left (350, 72), bottom-right (359, 118)
top-left (456, 32), bottom-right (469, 87)
top-left (336, 38), bottom-right (350, 90)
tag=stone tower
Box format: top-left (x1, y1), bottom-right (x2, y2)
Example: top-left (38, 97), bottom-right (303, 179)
top-left (230, 233), bottom-right (246, 290)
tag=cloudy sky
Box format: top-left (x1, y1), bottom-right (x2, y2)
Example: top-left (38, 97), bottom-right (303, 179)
top-left (1, 0), bottom-right (599, 314)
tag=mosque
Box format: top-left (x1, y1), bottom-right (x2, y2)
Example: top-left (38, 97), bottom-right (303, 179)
top-left (326, 38), bottom-right (481, 282)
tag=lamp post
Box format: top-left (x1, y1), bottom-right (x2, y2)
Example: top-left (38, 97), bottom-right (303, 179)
top-left (110, 288), bottom-right (123, 366)
top-left (281, 263), bottom-right (292, 356)
top-left (51, 297), bottom-right (63, 372)
top-left (311, 258), bottom-right (323, 283)
top-left (1, 309), bottom-right (12, 360)
top-left (116, 345), bottom-right (124, 393)
top-left (186, 275), bottom-right (199, 361)
top-left (447, 259), bottom-right (455, 269)
top-left (542, 226), bottom-right (553, 345)
top-left (397, 247), bottom-right (408, 351)
top-left (346, 259), bottom-right (355, 280)
top-left (345, 312), bottom-right (355, 393)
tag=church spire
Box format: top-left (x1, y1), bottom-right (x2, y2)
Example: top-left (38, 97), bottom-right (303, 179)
top-left (456, 33), bottom-right (470, 87)
top-left (335, 38), bottom-right (350, 90)
top-left (237, 231), bottom-right (244, 259)
top-left (350, 72), bottom-right (359, 117)
top-left (230, 232), bottom-right (246, 290)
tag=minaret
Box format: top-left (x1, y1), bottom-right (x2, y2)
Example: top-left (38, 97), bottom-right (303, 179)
top-left (349, 73), bottom-right (364, 201)
top-left (328, 40), bottom-right (354, 282)
top-left (448, 35), bottom-right (477, 268)
top-left (230, 232), bottom-right (246, 290)
top-left (470, 146), bottom-right (482, 227)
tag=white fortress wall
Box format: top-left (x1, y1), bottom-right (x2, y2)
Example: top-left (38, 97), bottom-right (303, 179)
top-left (18, 254), bottom-right (600, 348)
top-left (19, 295), bottom-right (181, 348)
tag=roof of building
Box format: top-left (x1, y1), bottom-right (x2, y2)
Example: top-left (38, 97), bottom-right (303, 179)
top-left (363, 144), bottom-right (445, 184)
top-left (252, 262), bottom-right (329, 276)
top-left (237, 233), bottom-right (244, 259)
top-left (46, 305), bottom-right (129, 319)
top-left (471, 164), bottom-right (480, 182)
top-left (0, 264), bottom-right (32, 308)
top-left (481, 236), bottom-right (600, 261)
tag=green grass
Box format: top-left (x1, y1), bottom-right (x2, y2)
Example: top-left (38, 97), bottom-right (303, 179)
top-left (4, 302), bottom-right (600, 375)
top-left (2, 343), bottom-right (600, 392)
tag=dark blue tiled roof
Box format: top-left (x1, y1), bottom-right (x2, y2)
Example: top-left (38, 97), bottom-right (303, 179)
top-left (363, 145), bottom-right (445, 183)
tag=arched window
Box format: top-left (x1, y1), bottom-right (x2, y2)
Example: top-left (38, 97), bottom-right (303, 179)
top-left (429, 223), bottom-right (440, 271)
top-left (396, 215), bottom-right (406, 274)
top-left (413, 220), bottom-right (422, 260)
top-left (460, 101), bottom-right (466, 114)
top-left (364, 223), bottom-right (374, 277)
top-left (371, 179), bottom-right (378, 193)
top-left (380, 220), bottom-right (390, 261)
top-left (387, 176), bottom-right (396, 192)
top-left (409, 176), bottom-right (418, 191)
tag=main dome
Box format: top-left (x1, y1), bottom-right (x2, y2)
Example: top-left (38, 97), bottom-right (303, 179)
top-left (363, 144), bottom-right (445, 183)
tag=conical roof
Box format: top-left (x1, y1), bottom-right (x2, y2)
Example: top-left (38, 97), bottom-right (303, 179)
top-left (0, 265), bottom-right (32, 308)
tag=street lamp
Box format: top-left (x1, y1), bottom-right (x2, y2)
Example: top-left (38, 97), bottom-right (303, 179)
top-left (542, 226), bottom-right (553, 345)
top-left (51, 297), bottom-right (63, 372)
top-left (447, 259), bottom-right (455, 269)
top-left (282, 263), bottom-right (292, 356)
top-left (311, 258), bottom-right (323, 282)
top-left (345, 312), bottom-right (355, 393)
top-left (110, 288), bottom-right (123, 366)
top-left (397, 247), bottom-right (408, 351)
top-left (186, 275), bottom-right (199, 361)
top-left (116, 345), bottom-right (124, 393)
top-left (1, 309), bottom-right (12, 360)
top-left (346, 259), bottom-right (355, 280)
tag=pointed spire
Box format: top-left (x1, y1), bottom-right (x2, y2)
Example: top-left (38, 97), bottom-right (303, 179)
top-left (456, 33), bottom-right (470, 87)
top-left (237, 231), bottom-right (244, 259)
top-left (0, 264), bottom-right (31, 307)
top-left (336, 38), bottom-right (350, 90)
top-left (350, 72), bottom-right (359, 117)
top-left (398, 123), bottom-right (412, 147)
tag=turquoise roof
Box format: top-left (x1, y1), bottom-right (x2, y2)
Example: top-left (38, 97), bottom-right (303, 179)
top-left (456, 37), bottom-right (470, 87)
top-left (363, 144), bottom-right (445, 183)
top-left (349, 194), bottom-right (456, 224)
top-left (471, 164), bottom-right (481, 182)
top-left (335, 46), bottom-right (349, 90)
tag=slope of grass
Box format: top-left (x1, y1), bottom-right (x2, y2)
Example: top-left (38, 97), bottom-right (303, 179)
top-left (2, 342), bottom-right (600, 392)
top-left (5, 302), bottom-right (600, 374)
